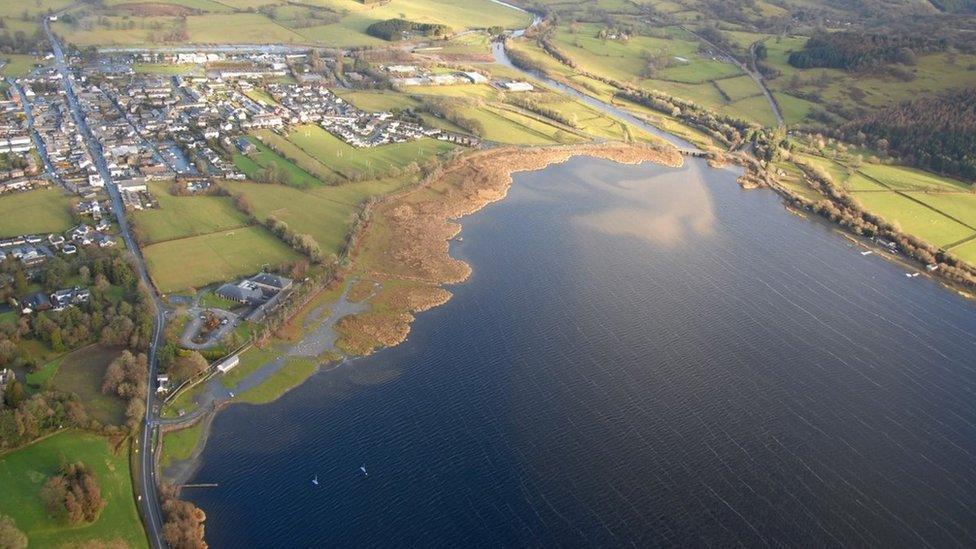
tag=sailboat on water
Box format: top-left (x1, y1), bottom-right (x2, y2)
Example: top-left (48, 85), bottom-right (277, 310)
top-left (312, 475), bottom-right (319, 485)
top-left (359, 464), bottom-right (368, 477)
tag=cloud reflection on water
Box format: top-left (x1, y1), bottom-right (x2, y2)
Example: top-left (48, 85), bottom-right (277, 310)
top-left (572, 161), bottom-right (716, 247)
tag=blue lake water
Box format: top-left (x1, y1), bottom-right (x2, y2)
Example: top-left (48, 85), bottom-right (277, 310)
top-left (187, 157), bottom-right (976, 546)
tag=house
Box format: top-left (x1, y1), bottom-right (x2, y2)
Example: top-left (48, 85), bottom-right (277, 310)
top-left (20, 292), bottom-right (53, 314)
top-left (50, 287), bottom-right (90, 311)
top-left (156, 374), bottom-right (170, 394)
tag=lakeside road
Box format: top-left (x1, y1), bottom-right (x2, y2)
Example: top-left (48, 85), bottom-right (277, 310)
top-left (43, 21), bottom-right (168, 549)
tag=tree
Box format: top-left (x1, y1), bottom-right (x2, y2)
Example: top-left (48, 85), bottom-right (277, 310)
top-left (41, 462), bottom-right (105, 525)
top-left (0, 514), bottom-right (27, 549)
top-left (161, 485), bottom-right (207, 549)
top-left (3, 381), bottom-right (26, 409)
top-left (169, 351), bottom-right (209, 382)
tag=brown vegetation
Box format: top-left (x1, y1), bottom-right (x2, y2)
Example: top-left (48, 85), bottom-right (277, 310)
top-left (160, 484), bottom-right (207, 549)
top-left (335, 143), bottom-right (682, 355)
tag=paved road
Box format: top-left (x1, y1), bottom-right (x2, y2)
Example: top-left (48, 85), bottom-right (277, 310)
top-left (44, 21), bottom-right (168, 549)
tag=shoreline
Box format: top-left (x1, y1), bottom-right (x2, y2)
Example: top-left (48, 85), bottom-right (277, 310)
top-left (158, 142), bottom-right (682, 485)
top-left (332, 142), bottom-right (683, 355)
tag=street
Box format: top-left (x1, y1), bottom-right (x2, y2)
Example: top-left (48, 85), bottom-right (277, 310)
top-left (43, 20), bottom-right (168, 549)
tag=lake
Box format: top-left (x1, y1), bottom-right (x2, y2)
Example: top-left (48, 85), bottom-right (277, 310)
top-left (187, 157), bottom-right (976, 546)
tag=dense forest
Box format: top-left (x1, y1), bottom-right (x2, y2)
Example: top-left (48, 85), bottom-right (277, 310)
top-left (365, 18), bottom-right (450, 41)
top-left (788, 32), bottom-right (947, 71)
top-left (842, 88), bottom-right (976, 182)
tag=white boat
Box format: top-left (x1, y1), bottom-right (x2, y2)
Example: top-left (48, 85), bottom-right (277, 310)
top-left (359, 465), bottom-right (367, 477)
top-left (312, 475), bottom-right (319, 485)
top-left (861, 250), bottom-right (873, 256)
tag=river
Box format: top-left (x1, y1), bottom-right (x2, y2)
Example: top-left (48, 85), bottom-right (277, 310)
top-left (186, 157), bottom-right (976, 546)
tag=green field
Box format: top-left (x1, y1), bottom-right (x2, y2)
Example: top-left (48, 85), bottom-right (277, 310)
top-left (51, 346), bottom-right (126, 426)
top-left (131, 182), bottom-right (250, 243)
top-left (852, 191), bottom-right (975, 247)
top-left (160, 423), bottom-right (204, 469)
top-left (0, 188), bottom-right (74, 237)
top-left (234, 139), bottom-right (324, 188)
top-left (0, 431), bottom-right (146, 548)
top-left (144, 226), bottom-right (300, 293)
top-left (221, 177), bottom-right (407, 254)
top-left (285, 125), bottom-right (456, 177)
top-left (55, 0), bottom-right (530, 47)
top-left (335, 90), bottom-right (422, 112)
top-left (250, 130), bottom-right (342, 183)
top-left (0, 55), bottom-right (48, 77)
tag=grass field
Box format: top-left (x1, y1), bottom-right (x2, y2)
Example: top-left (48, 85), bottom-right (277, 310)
top-left (234, 139), bottom-right (324, 188)
top-left (221, 177), bottom-right (408, 254)
top-left (237, 357), bottom-right (320, 405)
top-left (335, 90), bottom-right (422, 112)
top-left (144, 226), bottom-right (300, 293)
top-left (131, 182), bottom-right (250, 243)
top-left (285, 125), bottom-right (455, 177)
top-left (160, 423), bottom-right (204, 469)
top-left (0, 431), bottom-right (146, 548)
top-left (250, 130), bottom-right (341, 183)
top-left (56, 0), bottom-right (530, 47)
top-left (51, 346), bottom-right (126, 426)
top-left (0, 55), bottom-right (48, 77)
top-left (0, 188), bottom-right (74, 237)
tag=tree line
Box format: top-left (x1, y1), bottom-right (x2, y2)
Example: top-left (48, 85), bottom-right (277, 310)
top-left (788, 32), bottom-right (946, 72)
top-left (840, 87), bottom-right (976, 182)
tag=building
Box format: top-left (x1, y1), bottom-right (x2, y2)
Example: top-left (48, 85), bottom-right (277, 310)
top-left (500, 81), bottom-right (534, 92)
top-left (216, 354), bottom-right (240, 374)
top-left (20, 292), bottom-right (53, 314)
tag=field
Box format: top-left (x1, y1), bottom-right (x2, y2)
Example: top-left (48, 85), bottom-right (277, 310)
top-left (221, 177), bottom-right (408, 254)
top-left (131, 182), bottom-right (250, 243)
top-left (143, 226), bottom-right (300, 293)
top-left (55, 0), bottom-right (530, 47)
top-left (797, 152), bottom-right (976, 260)
top-left (51, 346), bottom-right (126, 426)
top-left (543, 23), bottom-right (775, 125)
top-left (0, 55), bottom-right (48, 77)
top-left (160, 423), bottom-right (204, 469)
top-left (0, 188), bottom-right (74, 238)
top-left (234, 139), bottom-right (324, 188)
top-left (285, 125), bottom-right (456, 177)
top-left (0, 431), bottom-right (146, 548)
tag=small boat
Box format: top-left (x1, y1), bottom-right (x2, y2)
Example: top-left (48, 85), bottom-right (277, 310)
top-left (359, 465), bottom-right (367, 477)
top-left (860, 250), bottom-right (873, 256)
top-left (312, 475), bottom-right (319, 485)
top-left (906, 272), bottom-right (919, 278)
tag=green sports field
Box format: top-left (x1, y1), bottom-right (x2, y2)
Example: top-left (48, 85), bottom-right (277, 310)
top-left (0, 431), bottom-right (146, 548)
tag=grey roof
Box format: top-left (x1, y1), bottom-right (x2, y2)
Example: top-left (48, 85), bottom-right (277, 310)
top-left (216, 283), bottom-right (263, 304)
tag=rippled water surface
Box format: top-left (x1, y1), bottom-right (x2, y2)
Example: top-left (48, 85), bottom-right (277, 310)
top-left (188, 158), bottom-right (976, 547)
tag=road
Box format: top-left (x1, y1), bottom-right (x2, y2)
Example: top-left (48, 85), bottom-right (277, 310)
top-left (677, 25), bottom-right (784, 127)
top-left (9, 80), bottom-right (66, 189)
top-left (43, 21), bottom-right (168, 549)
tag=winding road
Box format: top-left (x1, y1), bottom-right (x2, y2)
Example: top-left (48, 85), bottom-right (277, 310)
top-left (43, 21), bottom-right (168, 549)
